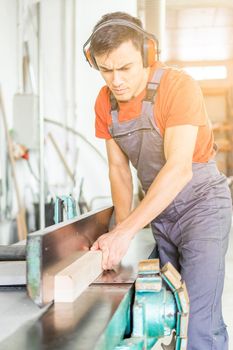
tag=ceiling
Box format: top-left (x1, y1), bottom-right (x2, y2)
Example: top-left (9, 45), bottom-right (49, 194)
top-left (166, 0), bottom-right (233, 10)
top-left (165, 2), bottom-right (233, 61)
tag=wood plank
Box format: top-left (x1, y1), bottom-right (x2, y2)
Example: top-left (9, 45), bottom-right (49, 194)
top-left (54, 251), bottom-right (103, 302)
top-left (0, 261), bottom-right (26, 285)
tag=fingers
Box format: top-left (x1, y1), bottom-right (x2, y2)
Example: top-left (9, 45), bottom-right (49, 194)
top-left (101, 245), bottom-right (109, 270)
top-left (90, 240), bottom-right (99, 251)
top-left (98, 243), bottom-right (116, 270)
top-left (90, 239), bottom-right (112, 270)
top-left (103, 251), bottom-right (120, 270)
top-left (90, 233), bottom-right (125, 270)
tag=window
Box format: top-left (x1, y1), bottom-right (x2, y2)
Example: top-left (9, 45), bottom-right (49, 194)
top-left (183, 65), bottom-right (227, 80)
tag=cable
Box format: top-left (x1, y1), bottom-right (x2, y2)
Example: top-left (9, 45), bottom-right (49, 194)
top-left (26, 158), bottom-right (39, 182)
top-left (44, 118), bottom-right (107, 164)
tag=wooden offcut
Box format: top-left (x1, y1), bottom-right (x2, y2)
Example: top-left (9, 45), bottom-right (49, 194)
top-left (0, 261), bottom-right (26, 286)
top-left (138, 259), bottom-right (160, 273)
top-left (161, 261), bottom-right (182, 290)
top-left (54, 251), bottom-right (103, 302)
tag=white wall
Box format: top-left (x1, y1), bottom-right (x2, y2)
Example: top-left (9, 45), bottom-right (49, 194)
top-left (0, 0), bottom-right (18, 222)
top-left (41, 0), bottom-right (138, 209)
top-left (0, 0), bottom-right (138, 234)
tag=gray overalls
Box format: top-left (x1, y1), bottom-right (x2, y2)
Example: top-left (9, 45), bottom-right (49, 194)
top-left (108, 68), bottom-right (232, 350)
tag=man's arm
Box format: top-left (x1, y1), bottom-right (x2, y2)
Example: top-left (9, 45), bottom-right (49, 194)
top-left (92, 124), bottom-right (198, 269)
top-left (106, 138), bottom-right (133, 224)
top-left (120, 124), bottom-right (198, 232)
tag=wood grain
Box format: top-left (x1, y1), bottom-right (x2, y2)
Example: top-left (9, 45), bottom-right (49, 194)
top-left (54, 251), bottom-right (103, 302)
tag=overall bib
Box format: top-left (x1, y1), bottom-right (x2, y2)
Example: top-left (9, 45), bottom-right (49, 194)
top-left (108, 68), bottom-right (232, 350)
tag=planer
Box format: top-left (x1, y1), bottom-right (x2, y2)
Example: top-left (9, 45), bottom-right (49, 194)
top-left (0, 207), bottom-right (189, 350)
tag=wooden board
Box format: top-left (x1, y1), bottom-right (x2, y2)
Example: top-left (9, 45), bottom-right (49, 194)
top-left (0, 261), bottom-right (26, 285)
top-left (54, 251), bottom-right (103, 302)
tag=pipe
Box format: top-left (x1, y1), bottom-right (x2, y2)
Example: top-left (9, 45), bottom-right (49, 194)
top-left (143, 0), bottom-right (166, 61)
top-left (38, 3), bottom-right (45, 230)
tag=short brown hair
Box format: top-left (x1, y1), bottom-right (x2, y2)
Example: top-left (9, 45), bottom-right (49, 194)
top-left (90, 12), bottom-right (144, 57)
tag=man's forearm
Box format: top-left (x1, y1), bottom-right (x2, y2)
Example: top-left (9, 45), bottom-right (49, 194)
top-left (117, 160), bottom-right (193, 236)
top-left (109, 165), bottom-right (133, 224)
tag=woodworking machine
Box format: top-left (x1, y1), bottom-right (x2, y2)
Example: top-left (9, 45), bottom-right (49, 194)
top-left (0, 207), bottom-right (189, 350)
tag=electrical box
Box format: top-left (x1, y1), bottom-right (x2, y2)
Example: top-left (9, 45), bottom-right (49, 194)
top-left (13, 94), bottom-right (39, 149)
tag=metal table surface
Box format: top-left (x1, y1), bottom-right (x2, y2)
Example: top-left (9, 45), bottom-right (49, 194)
top-left (0, 228), bottom-right (155, 350)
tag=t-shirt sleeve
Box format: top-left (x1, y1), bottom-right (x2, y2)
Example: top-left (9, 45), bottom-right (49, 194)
top-left (95, 87), bottom-right (112, 139)
top-left (162, 71), bottom-right (208, 129)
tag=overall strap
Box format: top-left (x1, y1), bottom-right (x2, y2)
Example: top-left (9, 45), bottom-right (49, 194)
top-left (110, 92), bottom-right (119, 125)
top-left (141, 67), bottom-right (165, 132)
top-left (143, 68), bottom-right (164, 104)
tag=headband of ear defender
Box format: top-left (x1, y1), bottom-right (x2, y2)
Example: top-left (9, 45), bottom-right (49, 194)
top-left (83, 18), bottom-right (159, 70)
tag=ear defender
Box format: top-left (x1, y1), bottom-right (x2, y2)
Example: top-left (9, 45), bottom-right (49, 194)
top-left (83, 19), bottom-right (159, 70)
top-left (143, 38), bottom-right (157, 68)
top-left (85, 47), bottom-right (99, 70)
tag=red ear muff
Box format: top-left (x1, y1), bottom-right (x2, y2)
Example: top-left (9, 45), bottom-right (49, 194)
top-left (85, 48), bottom-right (92, 66)
top-left (143, 38), bottom-right (157, 68)
top-left (85, 47), bottom-right (99, 70)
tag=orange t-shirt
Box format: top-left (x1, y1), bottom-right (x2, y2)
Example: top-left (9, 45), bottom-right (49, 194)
top-left (95, 62), bottom-right (214, 162)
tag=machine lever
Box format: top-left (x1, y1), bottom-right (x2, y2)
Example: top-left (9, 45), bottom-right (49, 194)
top-left (161, 331), bottom-right (176, 350)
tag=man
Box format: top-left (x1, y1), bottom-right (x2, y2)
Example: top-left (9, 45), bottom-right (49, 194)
top-left (83, 11), bottom-right (232, 350)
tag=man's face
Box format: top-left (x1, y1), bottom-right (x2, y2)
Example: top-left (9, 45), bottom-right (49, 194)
top-left (95, 40), bottom-right (149, 102)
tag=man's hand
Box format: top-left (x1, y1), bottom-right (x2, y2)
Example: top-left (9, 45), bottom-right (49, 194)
top-left (90, 228), bottom-right (133, 270)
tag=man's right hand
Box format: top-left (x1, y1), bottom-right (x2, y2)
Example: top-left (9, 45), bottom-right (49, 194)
top-left (90, 225), bottom-right (134, 270)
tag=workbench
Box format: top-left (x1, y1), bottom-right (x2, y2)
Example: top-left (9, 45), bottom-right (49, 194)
top-left (0, 228), bottom-right (156, 350)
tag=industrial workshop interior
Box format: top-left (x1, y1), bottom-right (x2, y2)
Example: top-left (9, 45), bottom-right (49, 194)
top-left (1, 0), bottom-right (233, 349)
